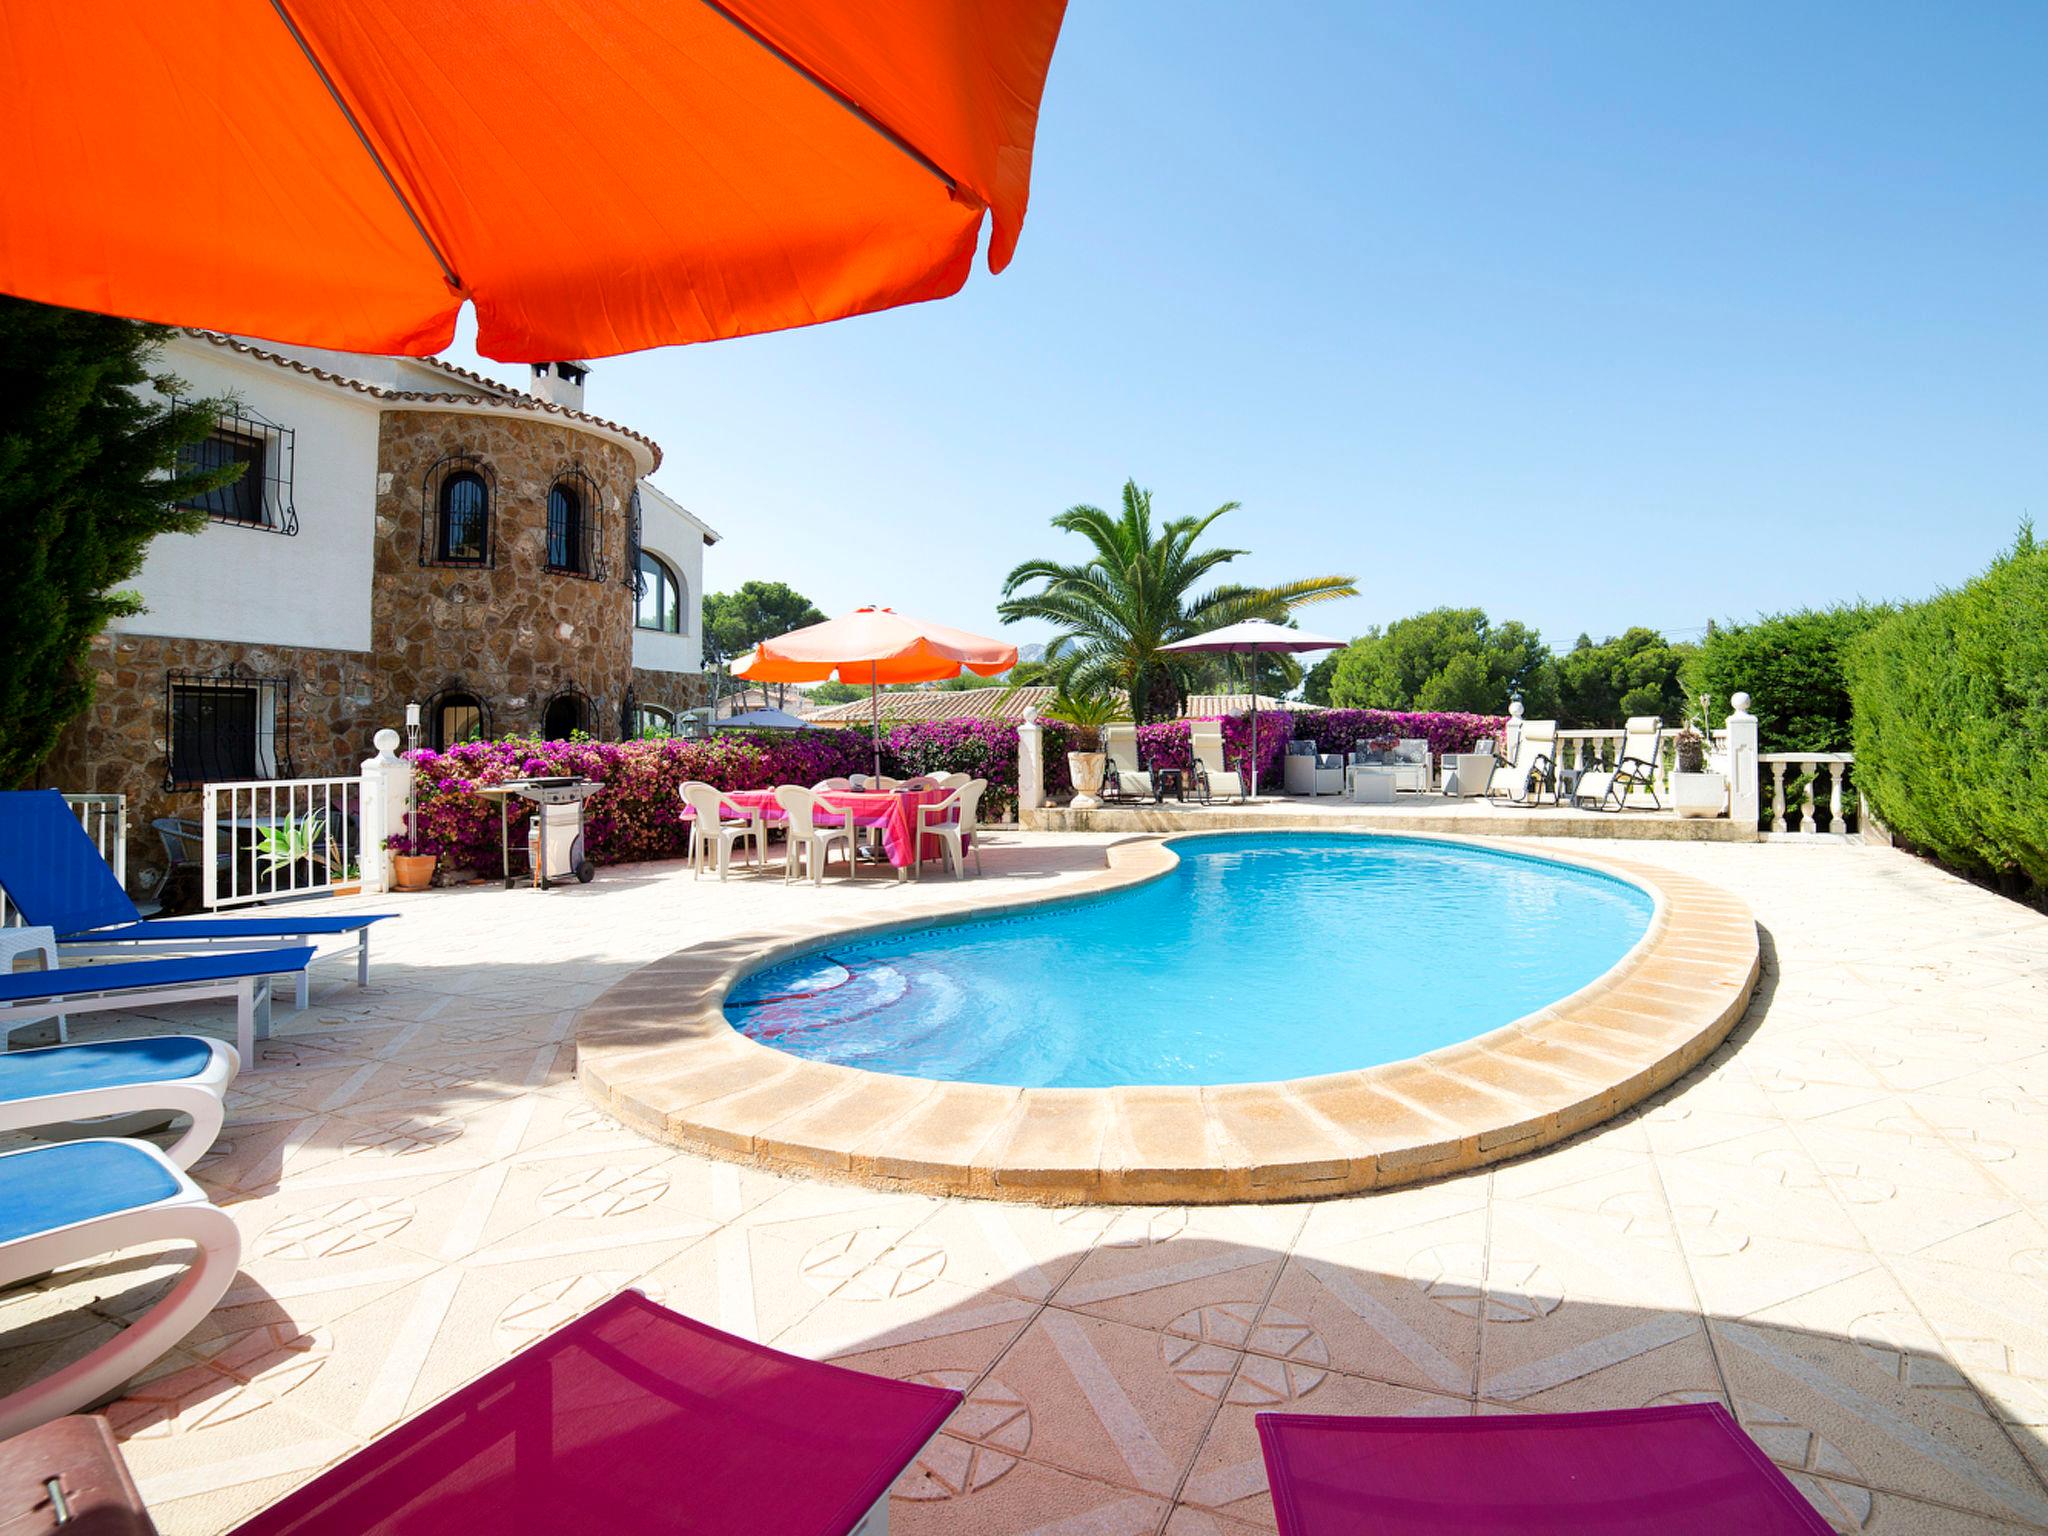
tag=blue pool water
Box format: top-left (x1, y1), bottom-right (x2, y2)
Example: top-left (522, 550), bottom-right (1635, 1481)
top-left (726, 834), bottom-right (1655, 1088)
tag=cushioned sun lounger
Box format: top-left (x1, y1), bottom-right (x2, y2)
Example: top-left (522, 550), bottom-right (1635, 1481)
top-left (0, 790), bottom-right (396, 1008)
top-left (0, 947), bottom-right (313, 1063)
top-left (0, 1139), bottom-right (240, 1440)
top-left (227, 1288), bottom-right (962, 1536)
top-left (1256, 1404), bottom-right (1832, 1535)
top-left (0, 1036), bottom-right (237, 1169)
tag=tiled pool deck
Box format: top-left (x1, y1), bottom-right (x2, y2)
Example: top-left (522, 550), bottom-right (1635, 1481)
top-left (3, 831), bottom-right (2046, 1534)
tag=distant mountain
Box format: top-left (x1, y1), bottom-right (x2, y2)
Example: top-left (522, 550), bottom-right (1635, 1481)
top-left (1016, 642), bottom-right (1046, 664)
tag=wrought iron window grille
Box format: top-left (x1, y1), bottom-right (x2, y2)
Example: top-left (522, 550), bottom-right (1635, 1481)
top-left (624, 487), bottom-right (646, 595)
top-left (420, 452), bottom-right (497, 569)
top-left (175, 402), bottom-right (298, 534)
top-left (545, 464), bottom-right (606, 580)
top-left (163, 665), bottom-right (293, 789)
top-left (423, 686), bottom-right (492, 750)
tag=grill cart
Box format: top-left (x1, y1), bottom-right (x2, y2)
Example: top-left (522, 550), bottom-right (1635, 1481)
top-left (475, 776), bottom-right (599, 889)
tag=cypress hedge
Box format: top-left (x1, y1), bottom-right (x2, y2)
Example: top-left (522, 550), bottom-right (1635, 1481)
top-left (1846, 529), bottom-right (2048, 893)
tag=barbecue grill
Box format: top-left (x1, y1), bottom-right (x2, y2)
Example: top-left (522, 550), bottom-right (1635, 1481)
top-left (475, 776), bottom-right (600, 889)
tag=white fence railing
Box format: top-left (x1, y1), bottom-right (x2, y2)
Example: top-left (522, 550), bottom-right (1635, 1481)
top-left (202, 777), bottom-right (364, 910)
top-left (1, 793), bottom-right (126, 925)
top-left (1760, 752), bottom-right (1857, 838)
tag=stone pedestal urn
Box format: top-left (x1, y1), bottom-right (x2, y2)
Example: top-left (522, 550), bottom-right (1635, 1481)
top-left (1067, 752), bottom-right (1108, 809)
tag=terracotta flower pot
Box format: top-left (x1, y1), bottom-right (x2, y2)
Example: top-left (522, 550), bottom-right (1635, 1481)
top-left (393, 854), bottom-right (438, 891)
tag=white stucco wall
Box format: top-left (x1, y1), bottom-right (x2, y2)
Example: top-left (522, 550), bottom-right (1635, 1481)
top-left (632, 480), bottom-right (713, 675)
top-left (115, 335), bottom-right (380, 652)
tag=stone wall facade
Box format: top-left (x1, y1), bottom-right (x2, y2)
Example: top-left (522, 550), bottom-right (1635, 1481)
top-left (45, 407), bottom-right (708, 892)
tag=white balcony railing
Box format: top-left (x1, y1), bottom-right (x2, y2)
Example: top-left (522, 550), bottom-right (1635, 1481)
top-left (1, 793), bottom-right (126, 925)
top-left (202, 777), bottom-right (363, 910)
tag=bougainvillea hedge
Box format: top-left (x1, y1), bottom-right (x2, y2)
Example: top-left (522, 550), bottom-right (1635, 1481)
top-left (406, 708), bottom-right (1508, 874)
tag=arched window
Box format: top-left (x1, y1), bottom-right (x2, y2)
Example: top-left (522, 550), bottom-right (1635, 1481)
top-left (436, 471), bottom-right (489, 565)
top-left (546, 482), bottom-right (585, 573)
top-left (428, 691), bottom-right (490, 750)
top-left (542, 690), bottom-right (591, 741)
top-left (635, 551), bottom-right (685, 633)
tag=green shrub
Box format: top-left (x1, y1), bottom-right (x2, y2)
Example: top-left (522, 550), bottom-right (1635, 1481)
top-left (1846, 530), bottom-right (2048, 892)
top-left (1683, 604), bottom-right (1892, 751)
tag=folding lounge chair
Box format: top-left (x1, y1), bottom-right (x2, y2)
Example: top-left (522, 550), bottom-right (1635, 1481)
top-left (1487, 719), bottom-right (1559, 806)
top-left (1576, 715), bottom-right (1666, 811)
top-left (0, 1139), bottom-right (240, 1440)
top-left (226, 1289), bottom-right (962, 1536)
top-left (0, 1035), bottom-right (237, 1169)
top-left (1103, 726), bottom-right (1155, 801)
top-left (0, 944), bottom-right (314, 1062)
top-left (0, 790), bottom-right (396, 1010)
top-left (1192, 724), bottom-right (1247, 801)
top-left (1257, 1405), bottom-right (1832, 1535)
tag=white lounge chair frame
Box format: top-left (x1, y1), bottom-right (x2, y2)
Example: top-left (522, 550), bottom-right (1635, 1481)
top-left (1102, 726), bottom-right (1155, 802)
top-left (0, 965), bottom-right (286, 1062)
top-left (1577, 718), bottom-right (1666, 811)
top-left (1191, 725), bottom-right (1246, 802)
top-left (914, 779), bottom-right (986, 880)
top-left (0, 1037), bottom-right (237, 1169)
top-left (1488, 720), bottom-right (1560, 807)
top-left (0, 1139), bottom-right (241, 1438)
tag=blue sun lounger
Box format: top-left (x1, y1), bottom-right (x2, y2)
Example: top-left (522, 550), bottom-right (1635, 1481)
top-left (0, 945), bottom-right (314, 1061)
top-left (0, 1139), bottom-right (240, 1439)
top-left (0, 1035), bottom-right (238, 1169)
top-left (0, 789), bottom-right (397, 1009)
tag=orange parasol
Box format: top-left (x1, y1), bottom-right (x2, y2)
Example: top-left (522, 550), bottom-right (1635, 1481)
top-left (734, 606), bottom-right (1017, 771)
top-left (0, 0), bottom-right (1067, 362)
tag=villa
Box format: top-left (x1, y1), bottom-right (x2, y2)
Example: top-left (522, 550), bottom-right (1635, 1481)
top-left (38, 333), bottom-right (719, 882)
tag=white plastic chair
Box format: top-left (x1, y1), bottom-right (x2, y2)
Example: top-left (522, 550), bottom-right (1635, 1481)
top-left (1191, 724), bottom-right (1247, 801)
top-left (937, 772), bottom-right (971, 790)
top-left (914, 779), bottom-right (986, 880)
top-left (0, 1138), bottom-right (241, 1438)
top-left (679, 782), bottom-right (765, 880)
top-left (897, 775), bottom-right (942, 791)
top-left (869, 775), bottom-right (902, 792)
top-left (811, 777), bottom-right (855, 792)
top-left (775, 786), bottom-right (857, 885)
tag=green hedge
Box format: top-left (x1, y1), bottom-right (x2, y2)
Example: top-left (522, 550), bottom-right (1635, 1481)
top-left (1683, 604), bottom-right (1892, 751)
top-left (1846, 531), bottom-right (2048, 891)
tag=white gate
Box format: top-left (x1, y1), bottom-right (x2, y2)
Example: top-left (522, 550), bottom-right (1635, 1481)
top-left (202, 777), bottom-right (364, 910)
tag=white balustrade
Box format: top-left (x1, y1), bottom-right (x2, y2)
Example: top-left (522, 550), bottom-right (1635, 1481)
top-left (203, 776), bottom-right (365, 909)
top-left (1, 794), bottom-right (125, 925)
top-left (1758, 753), bottom-right (1856, 837)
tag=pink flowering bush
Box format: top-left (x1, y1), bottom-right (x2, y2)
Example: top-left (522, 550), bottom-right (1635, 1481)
top-left (408, 732), bottom-right (872, 876)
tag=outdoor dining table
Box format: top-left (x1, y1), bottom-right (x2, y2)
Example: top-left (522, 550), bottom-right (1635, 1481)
top-left (692, 787), bottom-right (968, 880)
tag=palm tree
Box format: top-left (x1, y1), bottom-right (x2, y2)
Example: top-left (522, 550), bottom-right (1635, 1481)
top-left (998, 481), bottom-right (1357, 723)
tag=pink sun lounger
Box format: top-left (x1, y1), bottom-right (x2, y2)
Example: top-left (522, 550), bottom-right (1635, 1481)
top-left (229, 1290), bottom-right (960, 1536)
top-left (1256, 1404), bottom-right (1833, 1535)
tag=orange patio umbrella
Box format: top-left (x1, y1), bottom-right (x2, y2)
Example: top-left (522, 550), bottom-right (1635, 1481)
top-left (0, 0), bottom-right (1067, 361)
top-left (734, 606), bottom-right (1018, 772)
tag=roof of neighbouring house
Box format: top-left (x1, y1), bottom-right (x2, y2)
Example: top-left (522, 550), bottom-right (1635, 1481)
top-left (1185, 693), bottom-right (1313, 715)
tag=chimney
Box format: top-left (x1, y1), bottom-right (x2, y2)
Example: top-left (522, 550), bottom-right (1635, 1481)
top-left (529, 360), bottom-right (589, 411)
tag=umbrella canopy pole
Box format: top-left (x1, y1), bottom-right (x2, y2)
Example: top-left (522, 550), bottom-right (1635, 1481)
top-left (1248, 652), bottom-right (1260, 801)
top-left (870, 662), bottom-right (882, 777)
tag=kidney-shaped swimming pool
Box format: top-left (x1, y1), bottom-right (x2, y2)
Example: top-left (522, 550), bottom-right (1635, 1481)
top-left (726, 834), bottom-right (1655, 1089)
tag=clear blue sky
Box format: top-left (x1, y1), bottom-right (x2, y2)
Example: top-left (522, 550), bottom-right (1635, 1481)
top-left (447, 1), bottom-right (2044, 655)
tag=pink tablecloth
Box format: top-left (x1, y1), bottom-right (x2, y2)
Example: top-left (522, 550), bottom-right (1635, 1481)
top-left (699, 788), bottom-right (967, 870)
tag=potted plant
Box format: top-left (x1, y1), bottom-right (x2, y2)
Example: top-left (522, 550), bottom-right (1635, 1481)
top-left (386, 831), bottom-right (439, 891)
top-left (1048, 684), bottom-right (1125, 809)
top-left (253, 811), bottom-right (327, 891)
top-left (1670, 696), bottom-right (1727, 818)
